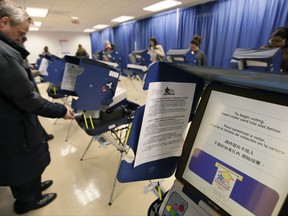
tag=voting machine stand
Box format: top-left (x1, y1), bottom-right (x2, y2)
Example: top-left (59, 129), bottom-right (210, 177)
top-left (142, 63), bottom-right (288, 216)
top-left (60, 56), bottom-right (142, 206)
top-left (125, 49), bottom-right (151, 80)
top-left (231, 47), bottom-right (282, 72)
top-left (100, 62), bottom-right (204, 205)
top-left (35, 55), bottom-right (74, 127)
top-left (48, 55), bottom-right (138, 150)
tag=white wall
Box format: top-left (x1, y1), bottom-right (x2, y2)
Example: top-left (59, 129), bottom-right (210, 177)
top-left (24, 31), bottom-right (92, 63)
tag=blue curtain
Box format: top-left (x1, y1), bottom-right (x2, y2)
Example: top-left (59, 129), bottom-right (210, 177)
top-left (113, 21), bottom-right (136, 70)
top-left (178, 0), bottom-right (288, 67)
top-left (177, 6), bottom-right (197, 49)
top-left (90, 28), bottom-right (114, 54)
top-left (90, 0), bottom-right (288, 69)
top-left (135, 10), bottom-right (178, 52)
top-left (90, 31), bottom-right (102, 53)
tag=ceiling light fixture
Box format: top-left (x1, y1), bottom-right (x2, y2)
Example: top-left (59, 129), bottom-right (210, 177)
top-left (111, 16), bottom-right (134, 23)
top-left (93, 24), bottom-right (109, 29)
top-left (26, 7), bottom-right (49, 18)
top-left (31, 21), bottom-right (42, 27)
top-left (143, 0), bottom-right (182, 12)
top-left (83, 29), bottom-right (95, 33)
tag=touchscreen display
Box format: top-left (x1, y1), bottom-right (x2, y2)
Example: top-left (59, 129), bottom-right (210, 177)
top-left (182, 89), bottom-right (288, 216)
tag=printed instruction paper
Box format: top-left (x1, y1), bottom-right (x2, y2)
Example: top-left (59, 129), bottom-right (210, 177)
top-left (38, 58), bottom-right (49, 76)
top-left (134, 82), bottom-right (196, 167)
top-left (61, 62), bottom-right (84, 91)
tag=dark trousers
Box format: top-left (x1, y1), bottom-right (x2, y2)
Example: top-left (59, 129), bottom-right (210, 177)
top-left (10, 176), bottom-right (42, 209)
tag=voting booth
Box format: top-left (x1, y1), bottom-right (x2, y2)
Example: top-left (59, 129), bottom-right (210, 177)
top-left (231, 48), bottom-right (282, 72)
top-left (92, 50), bottom-right (122, 72)
top-left (126, 49), bottom-right (151, 79)
top-left (147, 63), bottom-right (288, 216)
top-left (38, 55), bottom-right (138, 144)
top-left (109, 62), bottom-right (288, 215)
top-left (166, 48), bottom-right (196, 65)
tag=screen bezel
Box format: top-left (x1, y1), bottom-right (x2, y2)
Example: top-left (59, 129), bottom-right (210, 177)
top-left (175, 82), bottom-right (288, 216)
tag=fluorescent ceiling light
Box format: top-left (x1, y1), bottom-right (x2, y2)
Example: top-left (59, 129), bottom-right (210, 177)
top-left (111, 16), bottom-right (134, 23)
top-left (93, 24), bottom-right (109, 29)
top-left (29, 27), bottom-right (39, 31)
top-left (83, 29), bottom-right (95, 33)
top-left (31, 21), bottom-right (42, 27)
top-left (26, 7), bottom-right (49, 18)
top-left (143, 0), bottom-right (182, 12)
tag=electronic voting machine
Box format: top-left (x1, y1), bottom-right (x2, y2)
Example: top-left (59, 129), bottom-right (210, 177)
top-left (155, 82), bottom-right (288, 216)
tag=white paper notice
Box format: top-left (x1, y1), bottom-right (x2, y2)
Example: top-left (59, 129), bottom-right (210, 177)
top-left (134, 82), bottom-right (196, 167)
top-left (38, 58), bottom-right (49, 76)
top-left (61, 62), bottom-right (84, 91)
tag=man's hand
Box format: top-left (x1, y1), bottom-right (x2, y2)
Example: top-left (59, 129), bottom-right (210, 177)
top-left (64, 110), bottom-right (75, 120)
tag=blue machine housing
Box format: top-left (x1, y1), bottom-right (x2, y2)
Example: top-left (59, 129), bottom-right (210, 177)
top-left (130, 49), bottom-right (151, 66)
top-left (166, 48), bottom-right (196, 65)
top-left (232, 48), bottom-right (282, 72)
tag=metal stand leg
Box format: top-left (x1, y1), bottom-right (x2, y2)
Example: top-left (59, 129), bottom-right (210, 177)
top-left (54, 118), bottom-right (58, 125)
top-left (108, 124), bottom-right (132, 205)
top-left (128, 74), bottom-right (138, 91)
top-left (80, 136), bottom-right (94, 161)
top-left (65, 119), bottom-right (74, 142)
top-left (108, 149), bottom-right (125, 205)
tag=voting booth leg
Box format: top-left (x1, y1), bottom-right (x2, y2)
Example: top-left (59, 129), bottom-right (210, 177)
top-left (109, 146), bottom-right (127, 205)
top-left (127, 75), bottom-right (144, 93)
top-left (108, 151), bottom-right (123, 205)
top-left (65, 119), bottom-right (74, 142)
top-left (80, 136), bottom-right (94, 161)
top-left (127, 74), bottom-right (138, 91)
top-left (54, 118), bottom-right (58, 125)
top-left (108, 124), bottom-right (131, 205)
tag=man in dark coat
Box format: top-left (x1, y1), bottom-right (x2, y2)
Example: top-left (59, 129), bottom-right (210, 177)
top-left (0, 0), bottom-right (74, 214)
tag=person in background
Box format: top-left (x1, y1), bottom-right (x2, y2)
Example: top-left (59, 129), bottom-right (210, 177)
top-left (0, 0), bottom-right (74, 214)
top-left (148, 37), bottom-right (165, 62)
top-left (21, 36), bottom-right (54, 142)
top-left (263, 27), bottom-right (288, 72)
top-left (42, 46), bottom-right (51, 56)
top-left (190, 35), bottom-right (207, 66)
top-left (75, 44), bottom-right (89, 57)
top-left (102, 40), bottom-right (115, 61)
top-left (104, 40), bottom-right (113, 51)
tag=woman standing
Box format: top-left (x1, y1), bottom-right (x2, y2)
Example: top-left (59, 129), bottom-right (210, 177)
top-left (190, 35), bottom-right (207, 66)
top-left (148, 37), bottom-right (165, 62)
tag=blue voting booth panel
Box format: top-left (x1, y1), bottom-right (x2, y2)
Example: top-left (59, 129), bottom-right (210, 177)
top-left (117, 105), bottom-right (180, 182)
top-left (45, 55), bottom-right (65, 85)
top-left (166, 48), bottom-right (196, 65)
top-left (41, 55), bottom-right (77, 98)
top-left (117, 62), bottom-right (205, 183)
top-left (232, 48), bottom-right (282, 72)
top-left (125, 49), bottom-right (151, 79)
top-left (130, 49), bottom-right (151, 66)
top-left (54, 56), bottom-right (140, 137)
top-left (71, 57), bottom-right (120, 111)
